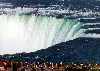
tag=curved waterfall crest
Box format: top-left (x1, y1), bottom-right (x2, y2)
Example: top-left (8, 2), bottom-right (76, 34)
top-left (0, 15), bottom-right (83, 54)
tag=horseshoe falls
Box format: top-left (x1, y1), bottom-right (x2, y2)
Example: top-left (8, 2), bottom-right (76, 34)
top-left (0, 15), bottom-right (83, 55)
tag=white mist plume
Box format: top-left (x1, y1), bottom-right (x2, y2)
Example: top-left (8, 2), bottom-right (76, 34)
top-left (0, 15), bottom-right (83, 54)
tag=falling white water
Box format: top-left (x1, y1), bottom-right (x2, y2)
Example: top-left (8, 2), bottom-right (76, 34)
top-left (0, 15), bottom-right (83, 55)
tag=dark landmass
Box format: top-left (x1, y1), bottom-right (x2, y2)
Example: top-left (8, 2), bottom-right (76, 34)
top-left (0, 37), bottom-right (100, 64)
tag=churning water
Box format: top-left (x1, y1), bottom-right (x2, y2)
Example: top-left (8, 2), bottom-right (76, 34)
top-left (0, 15), bottom-right (83, 54)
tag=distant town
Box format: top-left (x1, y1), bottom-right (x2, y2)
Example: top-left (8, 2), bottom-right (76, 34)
top-left (0, 60), bottom-right (100, 71)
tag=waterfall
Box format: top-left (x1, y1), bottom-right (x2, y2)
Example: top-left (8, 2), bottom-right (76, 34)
top-left (0, 15), bottom-right (83, 54)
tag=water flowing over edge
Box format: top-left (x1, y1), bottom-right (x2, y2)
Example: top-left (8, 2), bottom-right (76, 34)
top-left (0, 15), bottom-right (83, 55)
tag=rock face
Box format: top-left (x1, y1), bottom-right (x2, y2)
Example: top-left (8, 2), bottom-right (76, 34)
top-left (1, 37), bottom-right (100, 64)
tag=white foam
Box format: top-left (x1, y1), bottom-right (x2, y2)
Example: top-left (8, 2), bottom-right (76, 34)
top-left (0, 15), bottom-right (82, 55)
